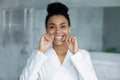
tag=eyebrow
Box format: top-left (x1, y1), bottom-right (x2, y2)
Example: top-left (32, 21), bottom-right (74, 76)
top-left (48, 23), bottom-right (55, 25)
top-left (48, 22), bottom-right (67, 26)
top-left (60, 23), bottom-right (67, 25)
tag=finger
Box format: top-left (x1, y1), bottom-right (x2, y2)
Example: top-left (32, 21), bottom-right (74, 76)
top-left (47, 33), bottom-right (55, 40)
top-left (72, 36), bottom-right (75, 42)
top-left (68, 36), bottom-right (73, 44)
top-left (50, 35), bottom-right (54, 42)
top-left (41, 34), bottom-right (47, 41)
top-left (44, 33), bottom-right (53, 41)
top-left (65, 36), bottom-right (70, 44)
top-left (72, 36), bottom-right (77, 44)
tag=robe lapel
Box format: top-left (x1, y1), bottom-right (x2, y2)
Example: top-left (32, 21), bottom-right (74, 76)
top-left (49, 48), bottom-right (73, 80)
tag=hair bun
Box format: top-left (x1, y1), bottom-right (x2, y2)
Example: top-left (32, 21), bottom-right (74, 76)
top-left (47, 2), bottom-right (68, 14)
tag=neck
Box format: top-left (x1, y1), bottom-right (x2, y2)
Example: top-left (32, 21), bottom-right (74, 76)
top-left (53, 44), bottom-right (68, 64)
top-left (53, 44), bottom-right (68, 56)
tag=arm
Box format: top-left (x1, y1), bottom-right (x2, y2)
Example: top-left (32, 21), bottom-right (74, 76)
top-left (20, 33), bottom-right (54, 80)
top-left (64, 36), bottom-right (97, 80)
top-left (20, 50), bottom-right (47, 80)
top-left (71, 50), bottom-right (98, 80)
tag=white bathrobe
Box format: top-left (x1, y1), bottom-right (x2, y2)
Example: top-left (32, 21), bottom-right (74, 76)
top-left (20, 47), bottom-right (97, 80)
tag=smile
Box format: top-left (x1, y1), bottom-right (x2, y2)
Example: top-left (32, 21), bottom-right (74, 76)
top-left (54, 36), bottom-right (63, 41)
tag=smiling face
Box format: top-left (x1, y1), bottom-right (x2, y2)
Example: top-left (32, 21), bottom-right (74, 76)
top-left (46, 15), bottom-right (70, 46)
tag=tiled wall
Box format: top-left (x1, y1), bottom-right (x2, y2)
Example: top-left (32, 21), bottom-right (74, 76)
top-left (0, 9), bottom-right (34, 80)
top-left (69, 8), bottom-right (103, 51)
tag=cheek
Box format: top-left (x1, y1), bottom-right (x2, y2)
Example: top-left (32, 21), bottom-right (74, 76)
top-left (46, 30), bottom-right (55, 34)
top-left (64, 29), bottom-right (70, 33)
top-left (46, 28), bottom-right (70, 35)
top-left (62, 31), bottom-right (69, 35)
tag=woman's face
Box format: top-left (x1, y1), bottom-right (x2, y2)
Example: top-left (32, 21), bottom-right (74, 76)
top-left (46, 15), bottom-right (70, 46)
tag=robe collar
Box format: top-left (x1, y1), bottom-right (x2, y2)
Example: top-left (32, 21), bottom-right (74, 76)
top-left (45, 47), bottom-right (73, 68)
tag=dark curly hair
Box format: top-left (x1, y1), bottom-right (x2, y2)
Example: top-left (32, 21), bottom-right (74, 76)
top-left (45, 2), bottom-right (71, 28)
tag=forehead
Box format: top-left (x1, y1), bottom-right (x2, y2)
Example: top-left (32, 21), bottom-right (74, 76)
top-left (47, 15), bottom-right (68, 25)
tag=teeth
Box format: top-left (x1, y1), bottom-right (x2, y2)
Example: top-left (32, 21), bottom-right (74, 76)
top-left (54, 36), bottom-right (63, 40)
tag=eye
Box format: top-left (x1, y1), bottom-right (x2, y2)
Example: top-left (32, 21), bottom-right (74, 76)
top-left (50, 26), bottom-right (54, 29)
top-left (48, 25), bottom-right (55, 29)
top-left (61, 25), bottom-right (66, 29)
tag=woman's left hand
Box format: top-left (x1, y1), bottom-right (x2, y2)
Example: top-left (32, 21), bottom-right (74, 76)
top-left (63, 36), bottom-right (79, 54)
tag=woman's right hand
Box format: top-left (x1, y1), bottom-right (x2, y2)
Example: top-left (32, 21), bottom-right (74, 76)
top-left (38, 34), bottom-right (54, 53)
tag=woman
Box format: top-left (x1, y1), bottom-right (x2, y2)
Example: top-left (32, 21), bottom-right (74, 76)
top-left (20, 2), bottom-right (98, 80)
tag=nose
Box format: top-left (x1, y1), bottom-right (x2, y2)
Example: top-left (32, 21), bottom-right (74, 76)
top-left (55, 28), bottom-right (61, 33)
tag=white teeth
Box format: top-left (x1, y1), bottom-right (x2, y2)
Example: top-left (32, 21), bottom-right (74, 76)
top-left (54, 36), bottom-right (63, 40)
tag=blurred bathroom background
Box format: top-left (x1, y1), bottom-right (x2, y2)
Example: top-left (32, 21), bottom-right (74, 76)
top-left (0, 0), bottom-right (120, 80)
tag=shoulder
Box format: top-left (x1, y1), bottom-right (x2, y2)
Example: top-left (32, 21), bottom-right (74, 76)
top-left (78, 49), bottom-right (91, 59)
top-left (71, 49), bottom-right (92, 67)
top-left (79, 49), bottom-right (89, 55)
top-left (71, 49), bottom-right (90, 60)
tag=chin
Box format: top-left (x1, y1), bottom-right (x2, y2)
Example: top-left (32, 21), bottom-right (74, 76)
top-left (53, 41), bottom-right (64, 46)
